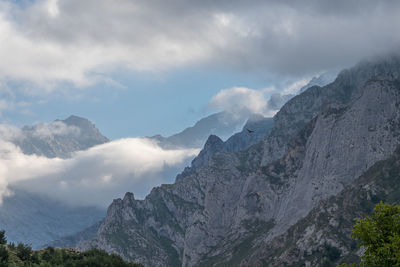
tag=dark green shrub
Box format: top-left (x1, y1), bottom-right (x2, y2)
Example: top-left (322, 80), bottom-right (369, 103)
top-left (0, 246), bottom-right (8, 263)
top-left (16, 242), bottom-right (32, 261)
top-left (0, 231), bottom-right (5, 246)
top-left (7, 242), bottom-right (15, 250)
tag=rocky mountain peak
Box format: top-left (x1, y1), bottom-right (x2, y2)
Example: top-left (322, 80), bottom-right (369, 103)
top-left (63, 115), bottom-right (95, 129)
top-left (123, 192), bottom-right (135, 202)
top-left (15, 115), bottom-right (109, 158)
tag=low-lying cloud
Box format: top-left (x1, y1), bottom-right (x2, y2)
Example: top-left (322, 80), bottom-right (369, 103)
top-left (0, 120), bottom-right (81, 143)
top-left (0, 136), bottom-right (199, 207)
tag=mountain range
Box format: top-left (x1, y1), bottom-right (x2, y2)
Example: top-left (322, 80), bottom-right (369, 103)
top-left (73, 54), bottom-right (400, 266)
top-left (1, 110), bottom-right (274, 249)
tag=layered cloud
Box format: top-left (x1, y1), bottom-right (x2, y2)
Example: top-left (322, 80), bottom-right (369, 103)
top-left (0, 135), bottom-right (199, 207)
top-left (0, 0), bottom-right (399, 87)
top-left (26, 121), bottom-right (81, 138)
top-left (0, 121), bottom-right (81, 143)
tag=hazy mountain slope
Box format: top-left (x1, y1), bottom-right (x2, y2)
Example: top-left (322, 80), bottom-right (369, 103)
top-left (47, 221), bottom-right (103, 249)
top-left (151, 111), bottom-right (246, 149)
top-left (0, 190), bottom-right (105, 249)
top-left (299, 71), bottom-right (338, 93)
top-left (77, 55), bottom-right (400, 266)
top-left (176, 115), bottom-right (273, 182)
top-left (14, 115), bottom-right (109, 158)
top-left (242, 146), bottom-right (400, 267)
top-left (220, 114), bottom-right (274, 154)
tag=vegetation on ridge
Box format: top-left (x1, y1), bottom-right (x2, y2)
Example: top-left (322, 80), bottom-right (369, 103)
top-left (0, 230), bottom-right (141, 267)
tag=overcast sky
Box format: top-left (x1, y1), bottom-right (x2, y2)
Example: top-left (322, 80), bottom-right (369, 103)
top-left (0, 0), bottom-right (399, 138)
top-left (0, 0), bottom-right (400, 206)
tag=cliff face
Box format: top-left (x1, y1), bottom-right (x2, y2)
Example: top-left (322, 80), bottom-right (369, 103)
top-left (242, 146), bottom-right (400, 266)
top-left (78, 55), bottom-right (400, 267)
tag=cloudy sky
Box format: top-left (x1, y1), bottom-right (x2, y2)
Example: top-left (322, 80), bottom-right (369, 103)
top-left (0, 0), bottom-right (399, 138)
top-left (0, 0), bottom-right (400, 206)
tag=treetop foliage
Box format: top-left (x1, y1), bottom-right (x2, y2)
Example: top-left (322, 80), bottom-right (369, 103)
top-left (339, 202), bottom-right (400, 267)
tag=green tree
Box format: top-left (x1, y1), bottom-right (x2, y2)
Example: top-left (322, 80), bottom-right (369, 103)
top-left (16, 242), bottom-right (32, 261)
top-left (0, 230), bottom-right (6, 246)
top-left (0, 246), bottom-right (8, 264)
top-left (340, 202), bottom-right (400, 267)
top-left (7, 242), bottom-right (15, 250)
top-left (31, 251), bottom-right (40, 264)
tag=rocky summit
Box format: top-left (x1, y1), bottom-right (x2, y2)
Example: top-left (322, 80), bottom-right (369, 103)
top-left (77, 54), bottom-right (400, 266)
top-left (14, 115), bottom-right (109, 159)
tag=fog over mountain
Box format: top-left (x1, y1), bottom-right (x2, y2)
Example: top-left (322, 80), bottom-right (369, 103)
top-left (0, 115), bottom-right (198, 247)
top-left (0, 116), bottom-right (110, 248)
top-left (0, 122), bottom-right (198, 207)
top-left (0, 104), bottom-right (283, 248)
top-left (0, 84), bottom-right (300, 247)
top-left (0, 1), bottom-right (400, 266)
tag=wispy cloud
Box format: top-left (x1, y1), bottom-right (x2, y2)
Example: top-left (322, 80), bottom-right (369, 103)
top-left (25, 121), bottom-right (81, 139)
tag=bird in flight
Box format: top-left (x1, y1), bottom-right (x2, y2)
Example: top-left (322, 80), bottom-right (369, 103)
top-left (247, 129), bottom-right (254, 133)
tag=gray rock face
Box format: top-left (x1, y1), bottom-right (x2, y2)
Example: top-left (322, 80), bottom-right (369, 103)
top-left (242, 146), bottom-right (400, 266)
top-left (14, 115), bottom-right (109, 158)
top-left (260, 54), bottom-right (400, 166)
top-left (78, 55), bottom-right (400, 266)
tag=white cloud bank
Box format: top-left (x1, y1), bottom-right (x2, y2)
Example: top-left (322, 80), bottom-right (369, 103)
top-left (210, 87), bottom-right (270, 117)
top-left (0, 136), bottom-right (199, 207)
top-left (209, 78), bottom-right (309, 118)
